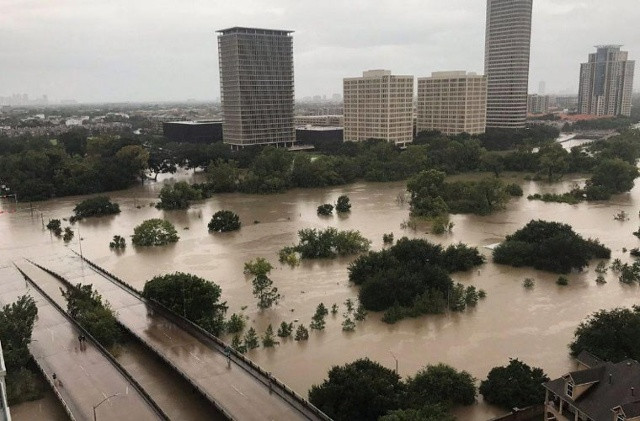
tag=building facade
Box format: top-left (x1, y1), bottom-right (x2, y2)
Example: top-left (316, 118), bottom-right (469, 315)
top-left (544, 351), bottom-right (640, 421)
top-left (416, 71), bottom-right (487, 136)
top-left (578, 45), bottom-right (635, 117)
top-left (162, 120), bottom-right (223, 143)
top-left (485, 0), bottom-right (533, 129)
top-left (0, 341), bottom-right (10, 421)
top-left (343, 70), bottom-right (414, 146)
top-left (217, 27), bottom-right (295, 148)
top-left (527, 94), bottom-right (550, 114)
top-left (294, 115), bottom-right (344, 127)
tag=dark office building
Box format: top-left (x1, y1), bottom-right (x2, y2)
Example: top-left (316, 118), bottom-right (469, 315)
top-left (162, 120), bottom-right (223, 143)
top-left (296, 126), bottom-right (343, 143)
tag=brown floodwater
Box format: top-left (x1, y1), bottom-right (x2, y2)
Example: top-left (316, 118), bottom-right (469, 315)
top-left (1, 169), bottom-right (639, 420)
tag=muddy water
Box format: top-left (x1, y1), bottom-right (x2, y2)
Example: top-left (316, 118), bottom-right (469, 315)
top-left (2, 170), bottom-right (639, 420)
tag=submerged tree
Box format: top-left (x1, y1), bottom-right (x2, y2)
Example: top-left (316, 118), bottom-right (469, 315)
top-left (277, 321), bottom-right (294, 338)
top-left (295, 324), bottom-right (309, 341)
top-left (208, 210), bottom-right (241, 232)
top-left (262, 324), bottom-right (279, 347)
top-left (335, 195), bottom-right (351, 213)
top-left (132, 218), bottom-right (179, 246)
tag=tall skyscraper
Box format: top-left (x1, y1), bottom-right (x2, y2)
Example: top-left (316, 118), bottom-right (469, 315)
top-left (416, 71), bottom-right (487, 136)
top-left (578, 45), bottom-right (635, 117)
top-left (343, 70), bottom-right (414, 146)
top-left (484, 0), bottom-right (533, 129)
top-left (217, 27), bottom-right (295, 148)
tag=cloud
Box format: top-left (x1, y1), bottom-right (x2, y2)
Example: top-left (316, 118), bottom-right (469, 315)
top-left (0, 0), bottom-right (637, 102)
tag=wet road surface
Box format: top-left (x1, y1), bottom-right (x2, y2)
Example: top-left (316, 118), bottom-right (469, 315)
top-left (0, 265), bottom-right (165, 421)
top-left (29, 253), bottom-right (325, 421)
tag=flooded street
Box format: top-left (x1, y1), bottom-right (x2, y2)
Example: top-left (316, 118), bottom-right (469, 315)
top-left (2, 170), bottom-right (639, 420)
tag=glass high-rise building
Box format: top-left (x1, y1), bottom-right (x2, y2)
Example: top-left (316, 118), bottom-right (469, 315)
top-left (484, 0), bottom-right (533, 129)
top-left (217, 27), bottom-right (295, 148)
top-left (578, 45), bottom-right (635, 117)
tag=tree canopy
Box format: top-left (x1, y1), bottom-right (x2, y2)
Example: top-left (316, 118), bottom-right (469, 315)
top-left (569, 306), bottom-right (640, 362)
top-left (61, 284), bottom-right (122, 348)
top-left (404, 364), bottom-right (476, 408)
top-left (71, 196), bottom-right (120, 221)
top-left (309, 359), bottom-right (477, 421)
top-left (156, 181), bottom-right (202, 210)
top-left (208, 210), bottom-right (241, 232)
top-left (493, 220), bottom-right (610, 273)
top-left (348, 238), bottom-right (485, 321)
top-left (479, 359), bottom-right (550, 410)
top-left (131, 218), bottom-right (179, 246)
top-left (143, 272), bottom-right (227, 336)
top-left (309, 359), bottom-right (404, 421)
top-left (281, 228), bottom-right (371, 259)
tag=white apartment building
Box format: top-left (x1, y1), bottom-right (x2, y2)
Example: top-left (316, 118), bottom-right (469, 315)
top-left (416, 71), bottom-right (487, 136)
top-left (527, 94), bottom-right (550, 114)
top-left (343, 70), bottom-right (414, 146)
top-left (0, 341), bottom-right (10, 421)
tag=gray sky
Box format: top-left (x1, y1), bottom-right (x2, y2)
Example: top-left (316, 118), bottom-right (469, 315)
top-left (1, 0), bottom-right (639, 103)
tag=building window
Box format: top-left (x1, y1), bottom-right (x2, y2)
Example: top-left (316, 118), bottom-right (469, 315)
top-left (566, 381), bottom-right (574, 398)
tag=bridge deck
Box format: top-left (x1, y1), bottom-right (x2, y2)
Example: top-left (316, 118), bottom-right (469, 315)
top-left (0, 265), bottom-right (164, 421)
top-left (30, 253), bottom-right (325, 421)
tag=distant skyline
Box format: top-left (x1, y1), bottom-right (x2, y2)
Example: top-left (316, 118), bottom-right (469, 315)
top-left (1, 0), bottom-right (639, 103)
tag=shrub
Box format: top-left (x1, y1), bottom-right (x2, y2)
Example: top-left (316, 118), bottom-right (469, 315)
top-left (556, 276), bottom-right (569, 286)
top-left (109, 235), bottom-right (126, 250)
top-left (132, 218), bottom-right (179, 246)
top-left (505, 183), bottom-right (524, 197)
top-left (208, 210), bottom-right (241, 232)
top-left (335, 195), bottom-right (351, 213)
top-left (295, 324), bottom-right (309, 341)
top-left (383, 233), bottom-right (394, 244)
top-left (317, 204), bottom-right (334, 216)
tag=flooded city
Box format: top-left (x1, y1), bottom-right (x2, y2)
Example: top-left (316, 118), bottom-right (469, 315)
top-left (2, 169), bottom-right (639, 420)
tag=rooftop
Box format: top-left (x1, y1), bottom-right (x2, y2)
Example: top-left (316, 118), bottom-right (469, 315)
top-left (544, 356), bottom-right (640, 421)
top-left (164, 120), bottom-right (222, 126)
top-left (296, 126), bottom-right (343, 131)
top-left (217, 27), bottom-right (293, 35)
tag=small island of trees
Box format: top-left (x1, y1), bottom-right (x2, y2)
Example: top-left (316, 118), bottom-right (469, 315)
top-left (279, 228), bottom-right (371, 260)
top-left (131, 218), bottom-right (179, 246)
top-left (71, 196), bottom-right (120, 222)
top-left (348, 237), bottom-right (485, 322)
top-left (208, 210), bottom-right (241, 232)
top-left (493, 220), bottom-right (611, 273)
top-left (156, 181), bottom-right (202, 210)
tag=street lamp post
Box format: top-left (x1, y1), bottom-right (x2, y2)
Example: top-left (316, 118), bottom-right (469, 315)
top-left (93, 392), bottom-right (121, 421)
top-left (388, 350), bottom-right (398, 374)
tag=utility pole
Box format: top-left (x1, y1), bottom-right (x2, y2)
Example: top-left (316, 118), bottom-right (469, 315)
top-left (93, 393), bottom-right (121, 421)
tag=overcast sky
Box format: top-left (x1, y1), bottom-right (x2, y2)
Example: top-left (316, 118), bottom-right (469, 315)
top-left (1, 0), bottom-right (639, 103)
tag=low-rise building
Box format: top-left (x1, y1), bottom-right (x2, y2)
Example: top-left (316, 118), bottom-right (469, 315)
top-left (163, 120), bottom-right (223, 143)
top-left (296, 126), bottom-right (343, 144)
top-left (295, 115), bottom-right (343, 127)
top-left (544, 350), bottom-right (640, 421)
